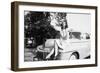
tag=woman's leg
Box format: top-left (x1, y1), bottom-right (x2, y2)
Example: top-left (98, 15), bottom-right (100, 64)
top-left (45, 40), bottom-right (59, 60)
top-left (46, 48), bottom-right (54, 59)
top-left (54, 40), bottom-right (59, 57)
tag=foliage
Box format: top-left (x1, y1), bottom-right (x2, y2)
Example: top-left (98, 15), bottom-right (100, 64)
top-left (24, 11), bottom-right (60, 47)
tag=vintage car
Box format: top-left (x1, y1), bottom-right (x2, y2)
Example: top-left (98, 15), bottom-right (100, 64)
top-left (36, 31), bottom-right (90, 60)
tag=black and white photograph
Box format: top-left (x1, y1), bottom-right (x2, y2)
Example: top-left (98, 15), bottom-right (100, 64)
top-left (11, 1), bottom-right (97, 71)
top-left (24, 11), bottom-right (91, 61)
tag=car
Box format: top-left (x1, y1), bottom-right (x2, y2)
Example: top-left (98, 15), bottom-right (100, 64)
top-left (36, 31), bottom-right (90, 60)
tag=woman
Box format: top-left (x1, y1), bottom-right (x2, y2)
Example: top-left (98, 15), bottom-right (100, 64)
top-left (46, 13), bottom-right (70, 60)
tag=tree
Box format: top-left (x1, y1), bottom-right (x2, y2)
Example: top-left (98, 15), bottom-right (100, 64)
top-left (24, 11), bottom-right (60, 48)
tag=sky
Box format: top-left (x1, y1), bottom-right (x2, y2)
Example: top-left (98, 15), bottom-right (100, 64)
top-left (67, 13), bottom-right (91, 33)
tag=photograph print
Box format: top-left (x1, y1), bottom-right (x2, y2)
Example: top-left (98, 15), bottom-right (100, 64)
top-left (11, 2), bottom-right (97, 71)
top-left (24, 11), bottom-right (91, 61)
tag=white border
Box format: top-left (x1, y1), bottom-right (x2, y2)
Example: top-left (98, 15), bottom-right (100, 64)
top-left (19, 5), bottom-right (96, 68)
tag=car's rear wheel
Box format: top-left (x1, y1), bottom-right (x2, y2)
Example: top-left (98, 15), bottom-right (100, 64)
top-left (69, 53), bottom-right (79, 60)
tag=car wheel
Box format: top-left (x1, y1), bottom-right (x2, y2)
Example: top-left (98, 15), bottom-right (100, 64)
top-left (69, 53), bottom-right (78, 60)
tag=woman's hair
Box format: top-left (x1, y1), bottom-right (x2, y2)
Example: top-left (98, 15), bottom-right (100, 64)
top-left (61, 20), bottom-right (68, 29)
top-left (47, 12), bottom-right (68, 29)
top-left (58, 13), bottom-right (68, 29)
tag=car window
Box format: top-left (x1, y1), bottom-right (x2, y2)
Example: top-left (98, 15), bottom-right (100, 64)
top-left (69, 32), bottom-right (81, 39)
top-left (69, 32), bottom-right (90, 40)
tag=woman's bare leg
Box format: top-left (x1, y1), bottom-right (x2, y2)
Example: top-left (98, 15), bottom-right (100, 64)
top-left (46, 48), bottom-right (54, 59)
